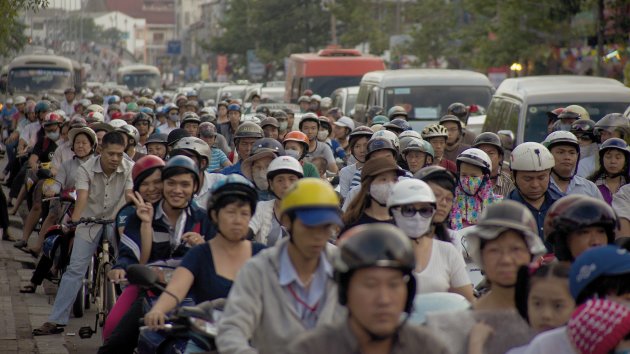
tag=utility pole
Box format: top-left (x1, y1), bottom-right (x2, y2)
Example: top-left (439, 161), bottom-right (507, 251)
top-left (595, 0), bottom-right (604, 76)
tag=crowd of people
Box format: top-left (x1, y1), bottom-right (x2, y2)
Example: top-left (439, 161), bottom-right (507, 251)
top-left (0, 84), bottom-right (629, 354)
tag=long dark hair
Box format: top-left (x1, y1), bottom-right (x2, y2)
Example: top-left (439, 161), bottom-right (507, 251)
top-left (588, 150), bottom-right (629, 182)
top-left (515, 263), bottom-right (571, 324)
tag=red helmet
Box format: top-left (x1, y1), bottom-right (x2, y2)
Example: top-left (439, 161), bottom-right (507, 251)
top-left (132, 155), bottom-right (165, 190)
top-left (42, 112), bottom-right (63, 126)
top-left (110, 111), bottom-right (123, 121)
top-left (121, 112), bottom-right (136, 123)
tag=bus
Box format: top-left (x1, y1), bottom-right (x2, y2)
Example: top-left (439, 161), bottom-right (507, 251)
top-left (284, 48), bottom-right (385, 103)
top-left (7, 54), bottom-right (76, 100)
top-left (117, 64), bottom-right (161, 91)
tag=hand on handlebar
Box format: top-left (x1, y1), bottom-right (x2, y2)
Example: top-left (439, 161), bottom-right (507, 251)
top-left (108, 269), bottom-right (126, 283)
top-left (144, 309), bottom-right (167, 330)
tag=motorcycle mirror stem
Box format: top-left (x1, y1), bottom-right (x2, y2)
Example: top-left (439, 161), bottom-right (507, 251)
top-left (127, 264), bottom-right (181, 305)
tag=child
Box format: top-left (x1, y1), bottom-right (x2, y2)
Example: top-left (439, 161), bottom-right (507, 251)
top-left (311, 156), bottom-right (328, 180)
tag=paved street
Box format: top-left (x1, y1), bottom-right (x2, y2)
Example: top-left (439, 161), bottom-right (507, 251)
top-left (1, 184), bottom-right (101, 353)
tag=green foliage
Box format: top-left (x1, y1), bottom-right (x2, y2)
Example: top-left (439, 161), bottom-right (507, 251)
top-left (0, 0), bottom-right (49, 55)
top-left (331, 0), bottom-right (396, 54)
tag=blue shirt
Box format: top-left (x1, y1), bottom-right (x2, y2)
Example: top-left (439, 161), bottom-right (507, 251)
top-left (278, 242), bottom-right (333, 329)
top-left (220, 160), bottom-right (242, 175)
top-left (549, 175), bottom-right (604, 200)
top-left (207, 148), bottom-right (229, 172)
top-left (180, 241), bottom-right (266, 303)
top-left (508, 189), bottom-right (558, 251)
top-left (330, 139), bottom-right (346, 160)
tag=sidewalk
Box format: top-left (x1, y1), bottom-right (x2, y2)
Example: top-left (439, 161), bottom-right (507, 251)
top-left (2, 184), bottom-right (101, 353)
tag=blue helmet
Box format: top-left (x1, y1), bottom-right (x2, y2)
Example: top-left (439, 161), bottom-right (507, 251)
top-left (207, 174), bottom-right (258, 213)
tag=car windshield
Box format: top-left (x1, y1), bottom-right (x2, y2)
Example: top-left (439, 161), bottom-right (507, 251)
top-left (199, 86), bottom-right (220, 102)
top-left (9, 68), bottom-right (72, 92)
top-left (384, 86), bottom-right (492, 120)
top-left (261, 89), bottom-right (285, 103)
top-left (121, 74), bottom-right (160, 90)
top-left (345, 91), bottom-right (358, 116)
top-left (525, 102), bottom-right (630, 143)
top-left (222, 88), bottom-right (247, 101)
top-left (306, 76), bottom-right (363, 98)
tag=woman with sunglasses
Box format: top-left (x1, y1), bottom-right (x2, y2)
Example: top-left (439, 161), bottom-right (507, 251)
top-left (387, 179), bottom-right (474, 302)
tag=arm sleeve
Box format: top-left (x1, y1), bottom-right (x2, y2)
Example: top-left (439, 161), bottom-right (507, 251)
top-left (613, 186), bottom-right (630, 220)
top-left (216, 149), bottom-right (228, 165)
top-left (114, 214), bottom-right (142, 270)
top-left (248, 202), bottom-right (264, 240)
top-left (32, 139), bottom-right (43, 157)
top-left (338, 166), bottom-right (352, 198)
top-left (74, 164), bottom-right (90, 191)
top-left (322, 144), bottom-right (335, 166)
top-left (446, 243), bottom-right (472, 288)
top-left (51, 145), bottom-right (64, 172)
top-left (217, 261), bottom-right (264, 354)
top-left (56, 162), bottom-right (68, 188)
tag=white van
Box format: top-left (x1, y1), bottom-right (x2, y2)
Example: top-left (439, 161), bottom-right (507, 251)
top-left (353, 69), bottom-right (494, 130)
top-left (483, 75), bottom-right (630, 145)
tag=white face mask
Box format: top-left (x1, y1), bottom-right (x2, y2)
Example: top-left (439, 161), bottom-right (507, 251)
top-left (285, 149), bottom-right (301, 160)
top-left (392, 209), bottom-right (432, 239)
top-left (317, 131), bottom-right (328, 141)
top-left (252, 171), bottom-right (269, 191)
top-left (279, 121), bottom-right (288, 131)
top-left (370, 182), bottom-right (394, 206)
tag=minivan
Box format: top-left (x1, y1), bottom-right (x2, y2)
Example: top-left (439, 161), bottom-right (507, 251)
top-left (483, 75), bottom-right (630, 145)
top-left (353, 69), bottom-right (494, 130)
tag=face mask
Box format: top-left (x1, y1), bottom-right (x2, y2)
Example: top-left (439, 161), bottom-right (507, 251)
top-left (370, 182), bottom-right (394, 206)
top-left (279, 121), bottom-right (288, 131)
top-left (558, 123), bottom-right (572, 131)
top-left (317, 131), bottom-right (328, 141)
top-left (460, 176), bottom-right (484, 195)
top-left (285, 149), bottom-right (301, 160)
top-left (46, 131), bottom-right (60, 141)
top-left (169, 114), bottom-right (179, 122)
top-left (392, 209), bottom-right (432, 239)
top-left (253, 171), bottom-right (269, 191)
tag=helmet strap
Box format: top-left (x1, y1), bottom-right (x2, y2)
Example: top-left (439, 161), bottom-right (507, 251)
top-left (552, 169), bottom-right (573, 182)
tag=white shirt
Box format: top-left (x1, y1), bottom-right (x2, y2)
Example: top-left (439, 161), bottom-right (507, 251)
top-left (509, 326), bottom-right (576, 354)
top-left (414, 240), bottom-right (471, 294)
top-left (157, 123), bottom-right (178, 136)
top-left (338, 163), bottom-right (359, 199)
top-left (576, 154), bottom-right (598, 179)
top-left (304, 141), bottom-right (335, 167)
top-left (193, 171), bottom-right (224, 211)
top-left (20, 121), bottom-right (41, 148)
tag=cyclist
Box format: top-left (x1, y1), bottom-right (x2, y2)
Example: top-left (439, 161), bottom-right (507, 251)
top-left (301, 113), bottom-right (338, 173)
top-left (544, 195), bottom-right (617, 262)
top-left (450, 148), bottom-right (501, 230)
top-left (100, 155), bottom-right (212, 353)
top-left (282, 130), bottom-right (321, 178)
top-left (338, 126), bottom-right (373, 199)
top-left (144, 175), bottom-right (266, 353)
top-left (571, 118), bottom-right (599, 178)
top-left (387, 179), bottom-right (474, 302)
top-left (506, 142), bottom-right (558, 243)
top-left (587, 138), bottom-right (630, 204)
top-left (542, 130), bottom-right (602, 199)
top-left (288, 223), bottom-right (451, 354)
top-left (298, 95), bottom-right (311, 113)
top-left (472, 132), bottom-right (515, 197)
top-left (341, 156), bottom-right (404, 234)
top-left (217, 178), bottom-right (344, 354)
top-left (387, 106), bottom-right (408, 121)
top-left (439, 114), bottom-right (471, 163)
top-left (216, 101), bottom-right (229, 125)
top-left (241, 138), bottom-right (285, 201)
top-left (249, 155), bottom-right (303, 245)
top-left (553, 105), bottom-right (589, 132)
top-left (219, 122), bottom-right (264, 175)
top-left (60, 87), bottom-right (77, 117)
top-left (198, 122), bottom-right (231, 171)
top-left (421, 123), bottom-right (457, 173)
top-left (332, 116), bottom-right (355, 160)
top-left (33, 131), bottom-right (133, 336)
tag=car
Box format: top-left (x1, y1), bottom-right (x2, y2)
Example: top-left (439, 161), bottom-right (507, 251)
top-left (217, 84), bottom-right (250, 103)
top-left (483, 75), bottom-right (630, 145)
top-left (198, 82), bottom-right (228, 106)
top-left (331, 86), bottom-right (359, 117)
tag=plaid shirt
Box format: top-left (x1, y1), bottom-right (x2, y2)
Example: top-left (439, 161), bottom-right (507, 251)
top-left (491, 170), bottom-right (515, 198)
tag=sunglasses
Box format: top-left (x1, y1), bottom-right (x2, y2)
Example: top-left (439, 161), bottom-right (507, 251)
top-left (399, 205), bottom-right (434, 218)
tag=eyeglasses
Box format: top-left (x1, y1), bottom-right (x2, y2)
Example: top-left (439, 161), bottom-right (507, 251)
top-left (399, 205), bottom-right (434, 218)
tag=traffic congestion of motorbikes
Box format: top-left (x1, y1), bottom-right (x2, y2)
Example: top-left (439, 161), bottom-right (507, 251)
top-left (1, 63), bottom-right (630, 354)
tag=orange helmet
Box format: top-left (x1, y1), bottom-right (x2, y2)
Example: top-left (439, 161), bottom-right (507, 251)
top-left (282, 131), bottom-right (309, 159)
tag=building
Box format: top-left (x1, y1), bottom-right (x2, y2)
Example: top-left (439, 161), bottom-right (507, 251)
top-left (93, 11), bottom-right (146, 61)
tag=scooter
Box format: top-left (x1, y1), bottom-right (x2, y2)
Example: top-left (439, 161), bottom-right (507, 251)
top-left (127, 264), bottom-right (224, 354)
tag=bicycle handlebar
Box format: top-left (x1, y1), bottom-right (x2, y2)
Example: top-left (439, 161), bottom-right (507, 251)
top-left (65, 217), bottom-right (115, 227)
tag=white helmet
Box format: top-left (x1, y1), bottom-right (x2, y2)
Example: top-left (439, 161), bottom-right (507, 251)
top-left (398, 130), bottom-right (422, 140)
top-left (172, 136), bottom-right (212, 163)
top-left (310, 94), bottom-right (321, 103)
top-left (542, 130), bottom-right (579, 151)
top-left (86, 104), bottom-right (104, 114)
top-left (387, 179), bottom-right (436, 209)
top-left (54, 109), bottom-right (68, 122)
top-left (14, 96), bottom-right (26, 105)
top-left (510, 142), bottom-right (555, 172)
top-left (266, 155), bottom-right (304, 180)
top-left (108, 119), bottom-right (127, 129)
top-left (456, 148), bottom-right (492, 174)
top-left (86, 111), bottom-right (105, 123)
top-left (371, 129), bottom-right (400, 150)
top-left (117, 124), bottom-right (140, 144)
top-left (320, 97), bottom-right (332, 108)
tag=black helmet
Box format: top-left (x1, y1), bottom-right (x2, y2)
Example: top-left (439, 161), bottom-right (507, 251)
top-left (571, 119), bottom-right (597, 143)
top-left (367, 105), bottom-right (384, 120)
top-left (414, 166), bottom-right (456, 191)
top-left (167, 128), bottom-right (191, 146)
top-left (271, 110), bottom-right (288, 120)
top-left (599, 137), bottom-right (630, 160)
top-left (298, 112), bottom-right (320, 130)
top-left (439, 114), bottom-right (462, 130)
top-left (207, 174), bottom-right (258, 215)
top-left (349, 126), bottom-right (374, 145)
top-left (146, 133), bottom-right (168, 146)
top-left (335, 223), bottom-right (416, 313)
top-left (384, 118), bottom-right (411, 133)
top-left (549, 196), bottom-right (617, 261)
top-left (251, 137), bottom-right (285, 156)
top-left (447, 102), bottom-right (469, 123)
top-left (255, 106), bottom-right (270, 115)
top-left (34, 100), bottom-right (51, 114)
top-left (472, 132), bottom-right (504, 157)
top-left (162, 155), bottom-right (200, 193)
top-left (387, 106), bottom-right (407, 120)
top-left (366, 137), bottom-right (398, 160)
top-left (132, 112), bottom-right (152, 126)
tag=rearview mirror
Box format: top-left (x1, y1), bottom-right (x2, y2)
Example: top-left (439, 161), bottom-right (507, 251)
top-left (127, 264), bottom-right (158, 287)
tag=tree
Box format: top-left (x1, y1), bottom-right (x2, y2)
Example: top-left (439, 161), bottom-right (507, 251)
top-left (0, 0), bottom-right (49, 56)
top-left (331, 0), bottom-right (397, 55)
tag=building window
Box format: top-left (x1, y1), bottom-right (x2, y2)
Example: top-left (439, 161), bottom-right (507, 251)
top-left (32, 22), bottom-right (44, 30)
top-left (153, 32), bottom-right (164, 43)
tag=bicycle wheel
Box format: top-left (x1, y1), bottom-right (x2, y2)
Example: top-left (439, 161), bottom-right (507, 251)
top-left (72, 269), bottom-right (89, 318)
top-left (99, 263), bottom-right (117, 327)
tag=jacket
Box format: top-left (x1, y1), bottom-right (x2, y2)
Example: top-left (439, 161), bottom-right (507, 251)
top-left (216, 237), bottom-right (345, 354)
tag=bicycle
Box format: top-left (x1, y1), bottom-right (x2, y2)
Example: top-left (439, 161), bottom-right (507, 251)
top-left (64, 217), bottom-right (117, 339)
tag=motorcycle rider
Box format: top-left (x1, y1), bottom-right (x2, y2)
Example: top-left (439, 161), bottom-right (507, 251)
top-left (219, 122), bottom-right (264, 175)
top-left (439, 115), bottom-right (471, 162)
top-left (571, 118), bottom-right (599, 178)
top-left (542, 131), bottom-right (602, 199)
top-left (217, 178), bottom-right (345, 354)
top-left (217, 103), bottom-right (242, 150)
top-left (300, 113), bottom-right (338, 173)
top-left (60, 87), bottom-right (77, 117)
top-left (288, 223), bottom-right (451, 354)
top-left (338, 126), bottom-right (373, 199)
top-left (446, 102), bottom-right (476, 145)
top-left (421, 124), bottom-right (457, 174)
top-left (594, 112), bottom-right (630, 144)
top-left (132, 112), bottom-right (153, 154)
top-left (472, 132), bottom-right (515, 197)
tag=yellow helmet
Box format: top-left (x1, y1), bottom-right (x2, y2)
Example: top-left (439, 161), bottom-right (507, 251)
top-left (280, 178), bottom-right (342, 226)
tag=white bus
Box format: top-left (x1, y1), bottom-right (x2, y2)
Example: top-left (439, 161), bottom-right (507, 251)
top-left (117, 64), bottom-right (161, 91)
top-left (7, 54), bottom-right (76, 99)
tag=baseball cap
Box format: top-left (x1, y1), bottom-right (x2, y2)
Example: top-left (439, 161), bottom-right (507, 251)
top-left (569, 245), bottom-right (630, 299)
top-left (294, 208), bottom-right (343, 227)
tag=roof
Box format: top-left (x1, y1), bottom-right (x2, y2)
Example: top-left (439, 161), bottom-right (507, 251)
top-left (361, 69), bottom-right (493, 87)
top-left (87, 0), bottom-right (175, 25)
top-left (495, 75), bottom-right (630, 104)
